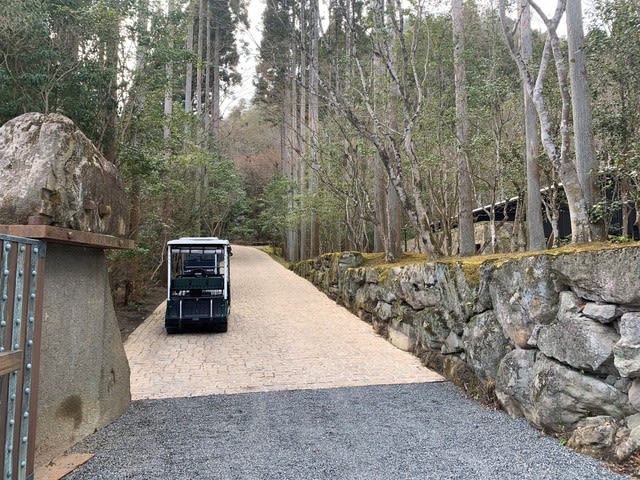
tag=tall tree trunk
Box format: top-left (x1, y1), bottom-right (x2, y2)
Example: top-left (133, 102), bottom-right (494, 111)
top-left (193, 0), bottom-right (205, 234)
top-left (322, 0), bottom-right (439, 258)
top-left (452, 0), bottom-right (475, 256)
top-left (204, 0), bottom-right (211, 143)
top-left (371, 0), bottom-right (385, 254)
top-left (299, 1), bottom-right (308, 260)
top-left (520, 0), bottom-right (545, 250)
top-left (196, 0), bottom-right (205, 125)
top-left (164, 0), bottom-right (174, 143)
top-left (212, 20), bottom-right (221, 139)
top-left (285, 27), bottom-right (299, 262)
top-left (103, 18), bottom-right (119, 163)
top-left (385, 1), bottom-right (403, 260)
top-left (185, 1), bottom-right (194, 117)
top-left (183, 0), bottom-right (195, 151)
top-left (309, 0), bottom-right (320, 257)
top-left (374, 161), bottom-right (388, 253)
top-left (386, 181), bottom-right (403, 257)
top-left (566, 0), bottom-right (604, 240)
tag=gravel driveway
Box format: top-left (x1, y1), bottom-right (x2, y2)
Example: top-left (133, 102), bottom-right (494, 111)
top-left (66, 383), bottom-right (627, 479)
top-left (64, 246), bottom-right (629, 479)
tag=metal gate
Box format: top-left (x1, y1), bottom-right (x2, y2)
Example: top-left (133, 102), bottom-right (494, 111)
top-left (0, 235), bottom-right (45, 480)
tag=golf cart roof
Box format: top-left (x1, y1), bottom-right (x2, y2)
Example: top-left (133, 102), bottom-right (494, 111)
top-left (167, 237), bottom-right (230, 247)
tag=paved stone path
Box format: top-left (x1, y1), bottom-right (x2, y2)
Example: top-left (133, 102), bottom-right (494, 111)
top-left (125, 245), bottom-right (442, 400)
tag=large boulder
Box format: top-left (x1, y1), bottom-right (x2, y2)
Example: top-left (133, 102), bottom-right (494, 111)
top-left (553, 249), bottom-right (640, 306)
top-left (397, 263), bottom-right (442, 310)
top-left (567, 416), bottom-right (619, 459)
top-left (497, 352), bottom-right (631, 432)
top-left (0, 112), bottom-right (128, 236)
top-left (536, 311), bottom-right (619, 375)
top-left (614, 312), bottom-right (640, 378)
top-left (463, 310), bottom-right (512, 381)
top-left (495, 348), bottom-right (537, 419)
top-left (396, 263), bottom-right (474, 334)
top-left (487, 255), bottom-right (560, 348)
top-left (529, 355), bottom-right (631, 432)
top-left (398, 305), bottom-right (450, 351)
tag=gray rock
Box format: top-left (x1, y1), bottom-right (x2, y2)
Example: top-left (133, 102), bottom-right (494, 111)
top-left (553, 249), bottom-right (640, 306)
top-left (558, 291), bottom-right (582, 318)
top-left (374, 301), bottom-right (394, 321)
top-left (387, 325), bottom-right (415, 352)
top-left (615, 425), bottom-right (640, 461)
top-left (495, 348), bottom-right (537, 419)
top-left (526, 324), bottom-right (544, 348)
top-left (567, 416), bottom-right (618, 458)
top-left (536, 312), bottom-right (619, 374)
top-left (442, 263), bottom-right (477, 330)
top-left (463, 311), bottom-right (512, 381)
top-left (364, 268), bottom-right (379, 283)
top-left (629, 380), bottom-right (640, 411)
top-left (338, 251), bottom-right (363, 270)
top-left (353, 284), bottom-right (392, 314)
top-left (582, 302), bottom-right (619, 323)
top-left (488, 255), bottom-right (559, 348)
top-left (626, 413), bottom-right (640, 430)
top-left (529, 355), bottom-right (631, 432)
top-left (0, 112), bottom-right (128, 236)
top-left (338, 268), bottom-right (364, 308)
top-left (474, 263), bottom-right (494, 314)
top-left (396, 263), bottom-right (473, 335)
top-left (401, 306), bottom-right (450, 351)
top-left (614, 312), bottom-right (640, 378)
top-left (397, 263), bottom-right (440, 310)
top-left (619, 312), bottom-right (640, 343)
top-left (441, 331), bottom-right (464, 354)
top-left (615, 377), bottom-right (632, 394)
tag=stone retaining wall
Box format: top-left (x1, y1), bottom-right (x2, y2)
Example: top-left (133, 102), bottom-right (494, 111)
top-left (292, 246), bottom-right (640, 461)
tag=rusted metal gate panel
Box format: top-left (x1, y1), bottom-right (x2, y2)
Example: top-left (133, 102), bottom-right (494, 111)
top-left (0, 235), bottom-right (45, 480)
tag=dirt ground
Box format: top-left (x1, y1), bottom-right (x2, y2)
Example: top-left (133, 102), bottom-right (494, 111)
top-left (114, 286), bottom-right (166, 342)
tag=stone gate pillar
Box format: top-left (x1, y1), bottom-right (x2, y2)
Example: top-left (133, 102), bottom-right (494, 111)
top-left (0, 112), bottom-right (134, 465)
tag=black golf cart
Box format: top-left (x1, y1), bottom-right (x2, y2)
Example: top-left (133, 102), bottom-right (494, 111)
top-left (164, 237), bottom-right (231, 333)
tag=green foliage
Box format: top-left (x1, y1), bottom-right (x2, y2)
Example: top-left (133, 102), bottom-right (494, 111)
top-left (587, 0), bottom-right (640, 238)
top-left (255, 174), bottom-right (290, 245)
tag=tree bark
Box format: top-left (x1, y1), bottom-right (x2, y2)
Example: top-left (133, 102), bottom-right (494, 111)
top-left (566, 0), bottom-right (604, 240)
top-left (103, 15), bottom-right (119, 163)
top-left (185, 1), bottom-right (194, 116)
top-left (452, 0), bottom-right (475, 256)
top-left (212, 19), bottom-right (221, 138)
top-left (285, 27), bottom-right (299, 262)
top-left (204, 0), bottom-right (211, 141)
top-left (299, 1), bottom-right (308, 260)
top-left (520, 0), bottom-right (545, 250)
top-left (164, 0), bottom-right (174, 143)
top-left (309, 0), bottom-right (320, 257)
top-left (196, 0), bottom-right (205, 121)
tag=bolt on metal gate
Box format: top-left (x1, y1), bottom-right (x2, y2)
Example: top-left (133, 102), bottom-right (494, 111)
top-left (0, 235), bottom-right (45, 480)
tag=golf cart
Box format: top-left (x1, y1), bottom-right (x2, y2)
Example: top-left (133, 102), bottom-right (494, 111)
top-left (164, 237), bottom-right (232, 333)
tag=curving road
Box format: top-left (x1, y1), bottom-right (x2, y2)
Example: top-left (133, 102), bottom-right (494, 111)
top-left (64, 246), bottom-right (628, 479)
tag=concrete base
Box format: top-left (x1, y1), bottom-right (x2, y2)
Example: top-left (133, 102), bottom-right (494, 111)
top-left (35, 244), bottom-right (130, 465)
